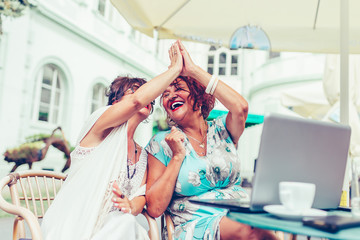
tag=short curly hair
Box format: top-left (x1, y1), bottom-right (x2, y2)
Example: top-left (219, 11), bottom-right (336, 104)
top-left (163, 76), bottom-right (216, 119)
top-left (106, 76), bottom-right (147, 105)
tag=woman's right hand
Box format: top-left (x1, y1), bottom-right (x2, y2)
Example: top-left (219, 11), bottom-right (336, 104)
top-left (112, 182), bottom-right (133, 214)
top-left (168, 41), bottom-right (183, 75)
top-left (165, 126), bottom-right (186, 162)
top-left (177, 40), bottom-right (197, 77)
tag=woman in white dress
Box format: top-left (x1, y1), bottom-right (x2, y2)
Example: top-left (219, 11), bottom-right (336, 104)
top-left (41, 42), bottom-right (183, 240)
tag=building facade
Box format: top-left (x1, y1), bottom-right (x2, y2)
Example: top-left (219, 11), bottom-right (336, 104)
top-left (0, 0), bottom-right (173, 176)
top-left (0, 0), bottom-right (328, 180)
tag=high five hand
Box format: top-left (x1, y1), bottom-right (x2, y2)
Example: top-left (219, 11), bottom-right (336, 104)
top-left (168, 40), bottom-right (183, 74)
top-left (177, 40), bottom-right (197, 77)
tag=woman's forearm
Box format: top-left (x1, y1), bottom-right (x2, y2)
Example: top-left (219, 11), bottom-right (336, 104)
top-left (134, 67), bottom-right (180, 108)
top-left (189, 66), bottom-right (248, 115)
top-left (91, 43), bottom-right (183, 135)
top-left (94, 67), bottom-right (181, 133)
top-left (130, 195), bottom-right (146, 216)
top-left (189, 66), bottom-right (248, 144)
top-left (146, 157), bottom-right (183, 218)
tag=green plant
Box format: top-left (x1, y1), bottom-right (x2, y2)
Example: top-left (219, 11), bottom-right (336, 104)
top-left (4, 141), bottom-right (44, 161)
top-left (3, 133), bottom-right (73, 163)
top-left (0, 0), bottom-right (34, 35)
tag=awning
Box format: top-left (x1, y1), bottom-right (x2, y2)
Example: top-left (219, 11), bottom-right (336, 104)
top-left (208, 110), bottom-right (264, 128)
top-left (111, 0), bottom-right (360, 53)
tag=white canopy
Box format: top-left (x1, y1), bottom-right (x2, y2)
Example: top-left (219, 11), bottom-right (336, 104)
top-left (281, 82), bottom-right (331, 120)
top-left (111, 0), bottom-right (360, 53)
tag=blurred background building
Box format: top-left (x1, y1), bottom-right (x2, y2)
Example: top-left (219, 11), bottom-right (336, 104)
top-left (0, 0), bottom-right (329, 180)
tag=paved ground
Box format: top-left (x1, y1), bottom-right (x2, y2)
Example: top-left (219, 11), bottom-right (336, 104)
top-left (0, 217), bottom-right (26, 240)
top-left (0, 216), bottom-right (320, 240)
top-left (0, 215), bottom-right (158, 240)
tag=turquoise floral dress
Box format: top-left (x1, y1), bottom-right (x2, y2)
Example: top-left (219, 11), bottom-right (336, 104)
top-left (146, 115), bottom-right (249, 240)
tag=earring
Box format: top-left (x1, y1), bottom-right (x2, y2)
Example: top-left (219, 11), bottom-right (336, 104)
top-left (142, 118), bottom-right (150, 124)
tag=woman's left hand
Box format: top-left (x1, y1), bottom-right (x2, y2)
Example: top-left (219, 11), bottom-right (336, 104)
top-left (112, 181), bottom-right (133, 214)
top-left (177, 40), bottom-right (197, 77)
top-left (168, 41), bottom-right (183, 74)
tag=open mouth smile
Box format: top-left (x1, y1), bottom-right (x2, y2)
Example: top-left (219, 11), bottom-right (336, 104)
top-left (169, 101), bottom-right (184, 111)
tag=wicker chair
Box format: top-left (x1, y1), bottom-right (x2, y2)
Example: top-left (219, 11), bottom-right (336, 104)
top-left (0, 170), bottom-right (159, 240)
top-left (161, 211), bottom-right (174, 239)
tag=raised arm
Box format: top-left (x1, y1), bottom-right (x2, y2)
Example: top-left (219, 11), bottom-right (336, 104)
top-left (178, 41), bottom-right (248, 145)
top-left (146, 127), bottom-right (186, 218)
top-left (81, 43), bottom-right (182, 147)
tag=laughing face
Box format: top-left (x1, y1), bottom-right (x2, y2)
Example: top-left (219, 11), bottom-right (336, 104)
top-left (162, 78), bottom-right (195, 123)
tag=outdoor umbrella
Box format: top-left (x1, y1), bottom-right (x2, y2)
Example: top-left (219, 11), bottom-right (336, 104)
top-left (111, 0), bottom-right (360, 53)
top-left (280, 82), bottom-right (331, 120)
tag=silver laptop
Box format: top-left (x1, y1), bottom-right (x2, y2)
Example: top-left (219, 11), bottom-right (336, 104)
top-left (190, 113), bottom-right (351, 212)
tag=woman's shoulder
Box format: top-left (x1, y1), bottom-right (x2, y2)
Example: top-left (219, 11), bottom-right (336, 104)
top-left (71, 144), bottom-right (96, 159)
top-left (149, 129), bottom-right (171, 141)
top-left (146, 130), bottom-right (172, 158)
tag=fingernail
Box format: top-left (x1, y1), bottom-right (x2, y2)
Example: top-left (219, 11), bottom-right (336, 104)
top-left (113, 198), bottom-right (117, 201)
top-left (114, 203), bottom-right (118, 207)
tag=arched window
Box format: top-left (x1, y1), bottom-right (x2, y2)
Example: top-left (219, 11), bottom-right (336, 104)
top-left (207, 55), bottom-right (214, 75)
top-left (207, 46), bottom-right (240, 77)
top-left (218, 52), bottom-right (227, 75)
top-left (97, 0), bottom-right (119, 24)
top-left (207, 45), bottom-right (217, 75)
top-left (97, 0), bottom-right (106, 16)
top-left (231, 54), bottom-right (238, 75)
top-left (91, 83), bottom-right (107, 113)
top-left (269, 51), bottom-right (281, 59)
top-left (34, 64), bottom-right (64, 124)
top-left (209, 46), bottom-right (217, 51)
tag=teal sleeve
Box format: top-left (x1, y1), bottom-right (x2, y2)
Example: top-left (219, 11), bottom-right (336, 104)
top-left (145, 131), bottom-right (171, 166)
top-left (214, 113), bottom-right (234, 144)
top-left (220, 113), bottom-right (227, 128)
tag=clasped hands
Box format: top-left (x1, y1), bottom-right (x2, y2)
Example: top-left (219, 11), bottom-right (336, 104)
top-left (168, 40), bottom-right (197, 78)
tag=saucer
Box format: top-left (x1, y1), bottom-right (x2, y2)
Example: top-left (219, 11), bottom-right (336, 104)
top-left (263, 205), bottom-right (327, 220)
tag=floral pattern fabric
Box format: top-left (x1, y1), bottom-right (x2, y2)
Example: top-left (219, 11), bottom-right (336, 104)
top-left (146, 115), bottom-right (249, 240)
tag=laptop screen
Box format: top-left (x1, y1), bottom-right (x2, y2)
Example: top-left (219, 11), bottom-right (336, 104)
top-left (250, 113), bottom-right (351, 211)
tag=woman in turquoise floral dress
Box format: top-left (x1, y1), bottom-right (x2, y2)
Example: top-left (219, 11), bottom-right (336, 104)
top-left (145, 41), bottom-right (278, 240)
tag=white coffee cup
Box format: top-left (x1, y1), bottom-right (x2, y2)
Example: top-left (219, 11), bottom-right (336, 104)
top-left (279, 181), bottom-right (316, 213)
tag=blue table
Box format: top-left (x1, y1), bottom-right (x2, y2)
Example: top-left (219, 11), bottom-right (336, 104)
top-left (227, 210), bottom-right (360, 240)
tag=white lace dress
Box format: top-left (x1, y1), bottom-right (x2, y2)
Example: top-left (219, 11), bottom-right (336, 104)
top-left (88, 146), bottom-right (149, 240)
top-left (41, 106), bottom-right (149, 240)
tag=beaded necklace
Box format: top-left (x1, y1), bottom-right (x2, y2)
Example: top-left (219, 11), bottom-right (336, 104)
top-left (124, 140), bottom-right (137, 193)
top-left (127, 140), bottom-right (137, 179)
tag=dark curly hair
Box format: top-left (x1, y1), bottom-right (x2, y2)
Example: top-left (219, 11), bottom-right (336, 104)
top-left (163, 76), bottom-right (216, 119)
top-left (106, 76), bottom-right (147, 105)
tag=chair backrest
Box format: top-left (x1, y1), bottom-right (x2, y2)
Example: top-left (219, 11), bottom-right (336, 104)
top-left (8, 170), bottom-right (66, 218)
top-left (0, 170), bottom-right (66, 240)
top-left (0, 170), bottom-right (160, 240)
